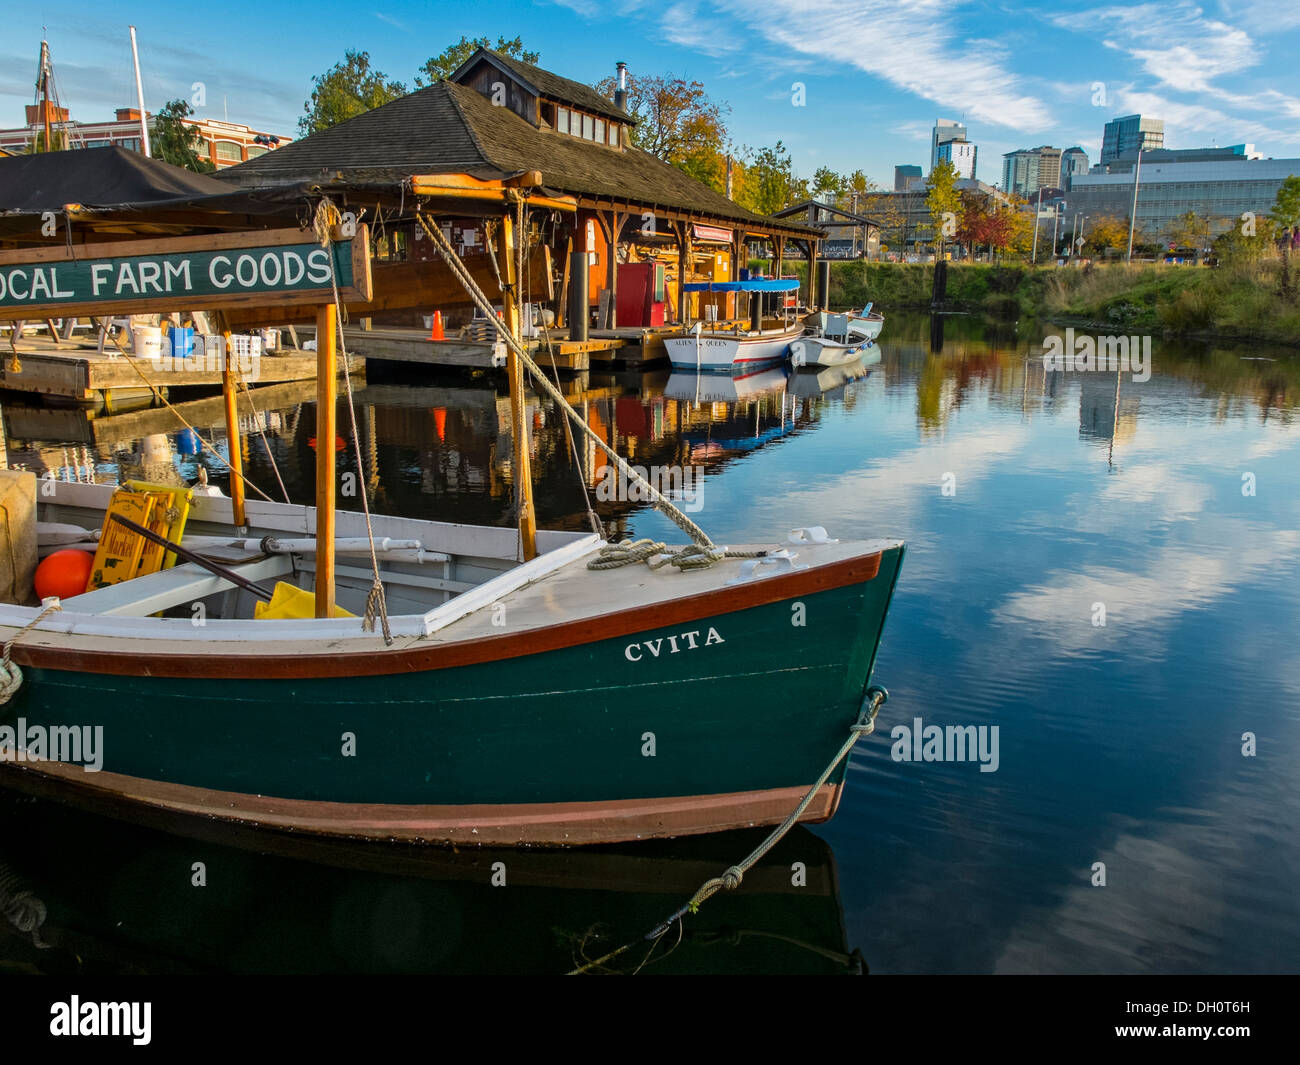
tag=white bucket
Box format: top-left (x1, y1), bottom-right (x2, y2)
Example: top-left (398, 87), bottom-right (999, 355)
top-left (259, 327), bottom-right (279, 352)
top-left (132, 326), bottom-right (163, 360)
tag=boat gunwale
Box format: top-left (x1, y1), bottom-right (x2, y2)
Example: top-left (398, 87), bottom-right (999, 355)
top-left (5, 543), bottom-right (897, 679)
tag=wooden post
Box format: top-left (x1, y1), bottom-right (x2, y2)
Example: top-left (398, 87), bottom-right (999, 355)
top-left (499, 212), bottom-right (538, 561)
top-left (676, 222), bottom-right (692, 326)
top-left (220, 327), bottom-right (247, 528)
top-left (607, 210), bottom-right (621, 328)
top-left (314, 304), bottom-right (337, 617)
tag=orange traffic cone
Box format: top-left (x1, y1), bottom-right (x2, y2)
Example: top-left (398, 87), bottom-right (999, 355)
top-left (430, 310), bottom-right (445, 341)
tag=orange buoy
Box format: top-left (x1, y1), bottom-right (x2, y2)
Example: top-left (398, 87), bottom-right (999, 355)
top-left (430, 310), bottom-right (445, 341)
top-left (35, 549), bottom-right (95, 600)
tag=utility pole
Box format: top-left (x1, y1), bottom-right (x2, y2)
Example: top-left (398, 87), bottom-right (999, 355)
top-left (1052, 202), bottom-right (1063, 262)
top-left (1126, 149), bottom-right (1142, 262)
top-left (1031, 192), bottom-right (1042, 264)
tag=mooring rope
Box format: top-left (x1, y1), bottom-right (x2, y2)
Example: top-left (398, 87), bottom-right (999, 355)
top-left (0, 599), bottom-right (63, 705)
top-left (567, 685), bottom-right (888, 975)
top-left (413, 207), bottom-right (720, 563)
top-left (101, 324), bottom-right (277, 503)
top-left (235, 368), bottom-right (291, 504)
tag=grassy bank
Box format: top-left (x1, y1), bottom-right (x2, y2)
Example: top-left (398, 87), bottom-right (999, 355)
top-left (768, 259), bottom-right (1300, 346)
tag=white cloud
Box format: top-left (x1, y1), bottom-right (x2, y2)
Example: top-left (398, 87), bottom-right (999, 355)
top-left (1055, 3), bottom-right (1257, 94)
top-left (704, 0), bottom-right (1053, 131)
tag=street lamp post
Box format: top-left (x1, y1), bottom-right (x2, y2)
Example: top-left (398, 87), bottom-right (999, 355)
top-left (1126, 149), bottom-right (1143, 262)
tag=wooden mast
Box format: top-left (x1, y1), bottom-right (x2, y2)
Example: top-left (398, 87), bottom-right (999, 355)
top-left (218, 322), bottom-right (247, 528)
top-left (314, 304), bottom-right (337, 615)
top-left (38, 40), bottom-right (53, 153)
top-left (498, 208), bottom-right (537, 561)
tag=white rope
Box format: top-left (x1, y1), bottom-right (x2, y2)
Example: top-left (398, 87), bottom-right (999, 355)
top-left (0, 599), bottom-right (63, 705)
top-left (413, 207), bottom-right (719, 561)
top-left (568, 686), bottom-right (889, 975)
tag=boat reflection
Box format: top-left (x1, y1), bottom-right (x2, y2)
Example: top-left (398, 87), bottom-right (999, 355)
top-left (0, 793), bottom-right (860, 975)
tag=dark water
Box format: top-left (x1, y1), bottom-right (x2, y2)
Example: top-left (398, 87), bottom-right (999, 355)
top-left (2, 312), bottom-right (1298, 974)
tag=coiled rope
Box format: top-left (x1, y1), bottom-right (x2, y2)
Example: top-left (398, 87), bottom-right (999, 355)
top-left (568, 685), bottom-right (889, 975)
top-left (586, 538), bottom-right (766, 572)
top-left (0, 861), bottom-right (48, 949)
top-left (412, 206), bottom-right (719, 564)
top-left (0, 599), bottom-right (63, 705)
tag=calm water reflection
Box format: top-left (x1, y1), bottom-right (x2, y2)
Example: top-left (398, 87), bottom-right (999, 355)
top-left (2, 312), bottom-right (1297, 973)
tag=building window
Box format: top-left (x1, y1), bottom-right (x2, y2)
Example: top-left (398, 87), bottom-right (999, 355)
top-left (214, 141), bottom-right (242, 162)
top-left (86, 139), bottom-right (111, 148)
top-left (246, 144), bottom-right (268, 158)
top-left (594, 118), bottom-right (605, 144)
top-left (556, 107), bottom-right (570, 135)
top-left (582, 114), bottom-right (594, 140)
top-left (609, 122), bottom-right (619, 147)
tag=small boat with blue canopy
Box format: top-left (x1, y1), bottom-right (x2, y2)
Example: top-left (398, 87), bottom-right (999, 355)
top-left (664, 278), bottom-right (804, 372)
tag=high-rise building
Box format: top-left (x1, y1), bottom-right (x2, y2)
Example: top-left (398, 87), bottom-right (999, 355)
top-left (1060, 147), bottom-right (1089, 188)
top-left (1001, 146), bottom-right (1061, 197)
top-left (931, 119), bottom-right (967, 171)
top-left (895, 164), bottom-right (923, 191)
top-left (937, 140), bottom-right (977, 180)
top-left (1100, 115), bottom-right (1164, 165)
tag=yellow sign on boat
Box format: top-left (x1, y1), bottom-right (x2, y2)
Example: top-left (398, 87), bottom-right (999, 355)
top-left (85, 482), bottom-right (193, 592)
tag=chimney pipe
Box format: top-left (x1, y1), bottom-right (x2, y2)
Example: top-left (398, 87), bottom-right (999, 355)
top-left (614, 61), bottom-right (627, 113)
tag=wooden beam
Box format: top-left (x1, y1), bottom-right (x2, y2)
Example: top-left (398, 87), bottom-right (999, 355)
top-left (314, 303), bottom-right (337, 617)
top-left (221, 252), bottom-right (554, 329)
top-left (498, 213), bottom-right (537, 562)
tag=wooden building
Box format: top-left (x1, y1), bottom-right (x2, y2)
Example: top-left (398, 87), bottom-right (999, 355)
top-left (217, 48), bottom-right (824, 333)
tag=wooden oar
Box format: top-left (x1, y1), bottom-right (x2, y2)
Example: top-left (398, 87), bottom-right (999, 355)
top-left (108, 513), bottom-right (274, 602)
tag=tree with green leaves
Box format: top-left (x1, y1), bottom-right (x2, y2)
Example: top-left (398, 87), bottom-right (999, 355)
top-left (596, 71), bottom-right (728, 165)
top-left (1212, 215), bottom-right (1276, 264)
top-left (299, 50), bottom-right (407, 136)
top-left (415, 35), bottom-right (539, 88)
top-left (738, 142), bottom-right (805, 216)
top-left (811, 166), bottom-right (844, 202)
top-left (1270, 175), bottom-right (1300, 240)
top-left (25, 129), bottom-right (66, 152)
top-left (152, 99), bottom-right (214, 173)
top-left (925, 159), bottom-right (961, 255)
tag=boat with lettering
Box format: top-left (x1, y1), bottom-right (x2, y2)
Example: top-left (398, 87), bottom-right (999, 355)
top-left (0, 214), bottom-right (904, 849)
top-left (664, 279), bottom-right (804, 372)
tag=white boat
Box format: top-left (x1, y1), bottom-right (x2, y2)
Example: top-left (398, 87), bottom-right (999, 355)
top-left (665, 278), bottom-right (804, 372)
top-left (792, 306), bottom-right (884, 368)
top-left (790, 334), bottom-right (877, 369)
top-left (667, 324), bottom-right (805, 372)
top-left (845, 302), bottom-right (885, 343)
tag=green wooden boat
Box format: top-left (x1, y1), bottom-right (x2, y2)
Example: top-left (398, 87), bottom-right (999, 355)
top-left (0, 480), bottom-right (903, 845)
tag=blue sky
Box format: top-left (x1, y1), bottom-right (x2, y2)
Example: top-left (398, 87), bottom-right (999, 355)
top-left (5, 0), bottom-right (1300, 186)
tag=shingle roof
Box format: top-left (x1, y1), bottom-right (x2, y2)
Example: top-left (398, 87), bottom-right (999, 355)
top-left (219, 80), bottom-right (819, 237)
top-left (461, 48), bottom-right (632, 125)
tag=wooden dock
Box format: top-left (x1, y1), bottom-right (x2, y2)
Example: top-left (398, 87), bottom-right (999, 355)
top-left (588, 325), bottom-right (678, 366)
top-left (2, 378), bottom-right (323, 449)
top-left (321, 326), bottom-right (624, 373)
top-left (0, 334), bottom-right (362, 401)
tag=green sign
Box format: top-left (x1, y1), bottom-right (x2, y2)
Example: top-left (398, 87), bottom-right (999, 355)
top-left (0, 243), bottom-right (353, 311)
top-left (0, 227), bottom-right (371, 319)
